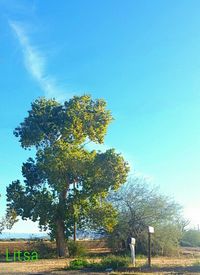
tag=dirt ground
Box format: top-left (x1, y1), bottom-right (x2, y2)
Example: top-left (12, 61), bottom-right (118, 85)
top-left (0, 246), bottom-right (200, 274)
top-left (0, 256), bottom-right (200, 275)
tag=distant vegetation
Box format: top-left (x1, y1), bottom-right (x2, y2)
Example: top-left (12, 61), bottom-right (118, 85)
top-left (181, 229), bottom-right (200, 247)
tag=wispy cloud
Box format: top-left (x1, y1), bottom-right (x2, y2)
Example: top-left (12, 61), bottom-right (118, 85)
top-left (9, 21), bottom-right (71, 101)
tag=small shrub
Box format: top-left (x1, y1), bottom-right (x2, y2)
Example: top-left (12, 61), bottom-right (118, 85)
top-left (68, 241), bottom-right (87, 257)
top-left (180, 240), bottom-right (193, 247)
top-left (30, 240), bottom-right (56, 258)
top-left (136, 254), bottom-right (146, 259)
top-left (69, 259), bottom-right (89, 270)
top-left (181, 230), bottom-right (200, 247)
top-left (67, 255), bottom-right (130, 271)
top-left (101, 255), bottom-right (130, 270)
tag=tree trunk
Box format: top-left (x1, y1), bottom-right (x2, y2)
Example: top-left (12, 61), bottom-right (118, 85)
top-left (73, 181), bottom-right (77, 242)
top-left (73, 220), bottom-right (77, 242)
top-left (56, 219), bottom-right (69, 257)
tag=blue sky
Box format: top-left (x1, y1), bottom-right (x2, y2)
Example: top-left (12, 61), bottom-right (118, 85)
top-left (1, 0), bottom-right (200, 232)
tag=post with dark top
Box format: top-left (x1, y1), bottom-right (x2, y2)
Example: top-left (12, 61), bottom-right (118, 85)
top-left (148, 226), bottom-right (154, 268)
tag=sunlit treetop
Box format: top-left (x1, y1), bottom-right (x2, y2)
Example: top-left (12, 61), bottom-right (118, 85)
top-left (14, 95), bottom-right (113, 149)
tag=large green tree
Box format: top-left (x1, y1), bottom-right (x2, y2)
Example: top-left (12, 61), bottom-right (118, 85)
top-left (7, 95), bottom-right (129, 257)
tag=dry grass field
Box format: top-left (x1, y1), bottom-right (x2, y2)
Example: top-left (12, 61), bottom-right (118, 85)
top-left (0, 240), bottom-right (108, 255)
top-left (0, 242), bottom-right (199, 274)
top-left (0, 256), bottom-right (200, 274)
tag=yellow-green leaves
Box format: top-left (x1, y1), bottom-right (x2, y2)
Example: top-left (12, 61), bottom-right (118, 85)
top-left (36, 140), bottom-right (95, 192)
top-left (14, 95), bottom-right (113, 148)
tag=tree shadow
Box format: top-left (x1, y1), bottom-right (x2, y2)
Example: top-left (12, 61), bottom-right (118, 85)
top-left (127, 264), bottom-right (200, 274)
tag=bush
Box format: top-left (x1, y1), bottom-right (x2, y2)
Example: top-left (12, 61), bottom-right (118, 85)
top-left (107, 178), bottom-right (184, 256)
top-left (136, 254), bottom-right (146, 259)
top-left (180, 240), bottom-right (194, 247)
top-left (67, 255), bottom-right (130, 271)
top-left (69, 259), bottom-right (89, 270)
top-left (68, 241), bottom-right (87, 257)
top-left (101, 255), bottom-right (130, 270)
top-left (181, 230), bottom-right (200, 247)
top-left (29, 240), bottom-right (56, 258)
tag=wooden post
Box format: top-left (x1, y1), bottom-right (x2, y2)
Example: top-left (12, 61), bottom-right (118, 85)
top-left (148, 232), bottom-right (151, 267)
top-left (73, 181), bottom-right (76, 242)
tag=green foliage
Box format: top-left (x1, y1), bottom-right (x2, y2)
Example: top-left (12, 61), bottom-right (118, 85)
top-left (68, 241), bottom-right (87, 257)
top-left (69, 259), bottom-right (90, 270)
top-left (7, 95), bottom-right (129, 256)
top-left (136, 254), bottom-right (146, 259)
top-left (13, 96), bottom-right (113, 148)
top-left (0, 208), bottom-right (18, 234)
top-left (181, 230), bottom-right (200, 247)
top-left (100, 255), bottom-right (130, 269)
top-left (81, 200), bottom-right (118, 233)
top-left (107, 177), bottom-right (185, 256)
top-left (67, 256), bottom-right (130, 271)
top-left (153, 224), bottom-right (182, 256)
